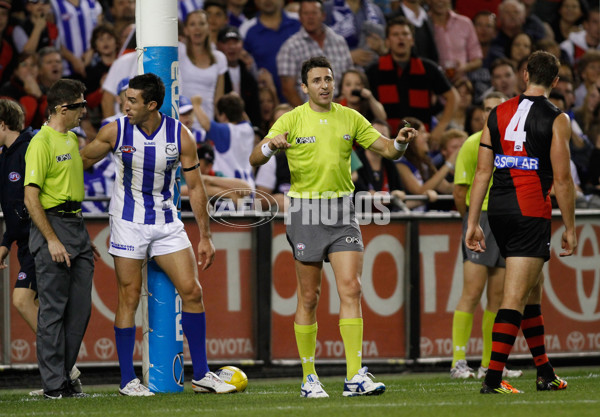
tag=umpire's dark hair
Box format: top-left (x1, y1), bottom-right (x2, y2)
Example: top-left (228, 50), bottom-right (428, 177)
top-left (128, 73), bottom-right (165, 109)
top-left (301, 56), bottom-right (333, 86)
top-left (0, 99), bottom-right (24, 132)
top-left (527, 51), bottom-right (560, 88)
top-left (216, 93), bottom-right (245, 124)
top-left (47, 79), bottom-right (86, 114)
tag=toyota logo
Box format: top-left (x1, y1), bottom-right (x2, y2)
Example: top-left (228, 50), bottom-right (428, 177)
top-left (420, 337), bottom-right (433, 356)
top-left (172, 352), bottom-right (184, 386)
top-left (544, 221), bottom-right (600, 322)
top-left (566, 331), bottom-right (586, 351)
top-left (11, 339), bottom-right (30, 361)
top-left (94, 337), bottom-right (115, 360)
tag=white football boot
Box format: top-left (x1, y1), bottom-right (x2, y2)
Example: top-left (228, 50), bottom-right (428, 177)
top-left (450, 360), bottom-right (475, 379)
top-left (119, 378), bottom-right (155, 396)
top-left (477, 366), bottom-right (524, 379)
top-left (300, 374), bottom-right (329, 398)
top-left (192, 371), bottom-right (237, 394)
top-left (343, 367), bottom-right (386, 397)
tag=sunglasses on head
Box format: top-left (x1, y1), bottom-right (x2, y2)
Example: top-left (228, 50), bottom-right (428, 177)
top-left (62, 101), bottom-right (87, 110)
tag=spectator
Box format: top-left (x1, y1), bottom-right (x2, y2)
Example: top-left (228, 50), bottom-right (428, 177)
top-left (0, 1), bottom-right (16, 86)
top-left (100, 48), bottom-right (137, 119)
top-left (507, 32), bottom-right (532, 68)
top-left (335, 68), bottom-right (386, 121)
top-left (387, 0), bottom-right (439, 63)
top-left (101, 76), bottom-right (129, 127)
top-left (574, 82), bottom-right (600, 143)
top-left (50, 0), bottom-right (103, 77)
top-left (216, 25), bottom-right (260, 126)
top-left (277, 0), bottom-right (352, 106)
top-left (448, 78), bottom-right (474, 131)
top-left (482, 58), bottom-right (519, 99)
top-left (469, 10), bottom-right (496, 102)
top-left (395, 116), bottom-right (455, 210)
top-left (226, 0), bottom-right (248, 28)
top-left (0, 52), bottom-right (46, 128)
top-left (204, 0), bottom-right (229, 45)
top-left (573, 50), bottom-right (600, 107)
top-left (239, 0), bottom-right (301, 102)
top-left (464, 103), bottom-right (486, 136)
top-left (37, 46), bottom-right (63, 93)
top-left (323, 0), bottom-right (386, 68)
top-left (354, 119), bottom-right (407, 206)
top-left (584, 121), bottom-right (600, 196)
top-left (12, 0), bottom-right (60, 55)
top-left (178, 95), bottom-right (207, 143)
top-left (519, 0), bottom-right (552, 41)
top-left (488, 0), bottom-right (524, 63)
top-left (178, 0), bottom-right (205, 23)
top-left (432, 128), bottom-right (467, 182)
top-left (551, 0), bottom-right (588, 44)
top-left (192, 93), bottom-right (256, 189)
top-left (84, 23), bottom-right (119, 113)
top-left (257, 85), bottom-right (279, 133)
top-left (428, 0), bottom-right (482, 83)
top-left (104, 0), bottom-right (135, 44)
top-left (560, 7), bottom-right (600, 67)
top-left (366, 16), bottom-right (458, 144)
top-left (179, 9), bottom-right (227, 121)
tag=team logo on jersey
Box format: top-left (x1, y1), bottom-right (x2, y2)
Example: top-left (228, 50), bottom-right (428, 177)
top-left (166, 144), bottom-right (177, 156)
top-left (56, 153), bottom-right (72, 163)
top-left (494, 154), bottom-right (539, 170)
top-left (17, 272), bottom-right (27, 281)
top-left (8, 172), bottom-right (21, 182)
top-left (343, 134), bottom-right (351, 141)
top-left (120, 145), bottom-right (136, 154)
top-left (296, 136), bottom-right (316, 144)
top-left (297, 243), bottom-right (306, 250)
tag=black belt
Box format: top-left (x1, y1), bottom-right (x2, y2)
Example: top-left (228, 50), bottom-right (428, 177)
top-left (46, 201), bottom-right (82, 218)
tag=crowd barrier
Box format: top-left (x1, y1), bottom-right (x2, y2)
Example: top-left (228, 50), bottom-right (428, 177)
top-left (1, 209), bottom-right (599, 368)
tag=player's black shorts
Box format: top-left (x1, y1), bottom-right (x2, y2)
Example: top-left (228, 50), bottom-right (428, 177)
top-left (488, 214), bottom-right (551, 261)
top-left (14, 243), bottom-right (37, 292)
top-left (286, 196), bottom-right (363, 262)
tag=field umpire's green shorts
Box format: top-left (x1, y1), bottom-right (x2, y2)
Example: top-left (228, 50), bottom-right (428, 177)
top-left (286, 196), bottom-right (363, 262)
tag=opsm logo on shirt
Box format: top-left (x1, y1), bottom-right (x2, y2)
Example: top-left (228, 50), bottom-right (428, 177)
top-left (494, 154), bottom-right (539, 170)
top-left (56, 153), bottom-right (72, 163)
top-left (296, 136), bottom-right (316, 144)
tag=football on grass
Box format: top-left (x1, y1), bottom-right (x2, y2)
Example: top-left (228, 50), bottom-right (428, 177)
top-left (215, 366), bottom-right (248, 392)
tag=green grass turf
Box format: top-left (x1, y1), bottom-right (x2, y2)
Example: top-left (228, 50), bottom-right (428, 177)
top-left (0, 368), bottom-right (598, 417)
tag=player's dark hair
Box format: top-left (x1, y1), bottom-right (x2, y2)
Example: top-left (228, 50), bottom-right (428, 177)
top-left (301, 56), bottom-right (333, 86)
top-left (0, 99), bottom-right (25, 131)
top-left (128, 73), bottom-right (165, 109)
top-left (527, 51), bottom-right (559, 88)
top-left (47, 79), bottom-right (86, 114)
top-left (216, 93), bottom-right (245, 123)
top-left (385, 16), bottom-right (415, 39)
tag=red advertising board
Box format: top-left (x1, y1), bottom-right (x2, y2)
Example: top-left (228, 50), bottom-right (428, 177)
top-left (8, 219), bottom-right (255, 364)
top-left (419, 217), bottom-right (600, 359)
top-left (270, 221), bottom-right (408, 361)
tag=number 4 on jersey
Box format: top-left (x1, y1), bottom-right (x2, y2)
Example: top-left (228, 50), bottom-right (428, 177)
top-left (504, 99), bottom-right (533, 152)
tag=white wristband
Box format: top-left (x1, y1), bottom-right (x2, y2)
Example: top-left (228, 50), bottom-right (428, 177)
top-left (261, 142), bottom-right (275, 158)
top-left (394, 140), bottom-right (408, 152)
top-left (445, 161), bottom-right (454, 170)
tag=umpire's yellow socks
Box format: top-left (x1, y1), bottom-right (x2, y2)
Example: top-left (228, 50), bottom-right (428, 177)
top-left (294, 322), bottom-right (318, 383)
top-left (340, 318), bottom-right (363, 380)
top-left (481, 309), bottom-right (497, 368)
top-left (452, 311), bottom-right (473, 367)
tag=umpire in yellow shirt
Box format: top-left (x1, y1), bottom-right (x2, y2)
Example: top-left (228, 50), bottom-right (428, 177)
top-left (24, 79), bottom-right (95, 399)
top-left (250, 56), bottom-right (416, 398)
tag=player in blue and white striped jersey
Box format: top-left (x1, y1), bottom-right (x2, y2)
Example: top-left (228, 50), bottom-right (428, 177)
top-left (80, 73), bottom-right (235, 396)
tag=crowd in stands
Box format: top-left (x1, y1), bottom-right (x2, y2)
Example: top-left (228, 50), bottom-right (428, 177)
top-left (0, 0), bottom-right (599, 214)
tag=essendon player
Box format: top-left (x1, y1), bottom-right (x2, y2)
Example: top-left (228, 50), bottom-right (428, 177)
top-left (465, 51), bottom-right (577, 394)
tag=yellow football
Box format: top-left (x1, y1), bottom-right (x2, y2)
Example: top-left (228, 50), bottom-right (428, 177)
top-left (215, 366), bottom-right (248, 392)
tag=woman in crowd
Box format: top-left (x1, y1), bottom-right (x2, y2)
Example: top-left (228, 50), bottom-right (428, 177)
top-left (179, 10), bottom-right (227, 121)
top-left (336, 69), bottom-right (386, 122)
top-left (449, 79), bottom-right (474, 131)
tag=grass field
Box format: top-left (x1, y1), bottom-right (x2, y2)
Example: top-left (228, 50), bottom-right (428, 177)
top-left (1, 367), bottom-right (599, 417)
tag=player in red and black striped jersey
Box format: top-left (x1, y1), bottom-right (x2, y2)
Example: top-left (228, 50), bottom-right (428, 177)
top-left (465, 51), bottom-right (577, 394)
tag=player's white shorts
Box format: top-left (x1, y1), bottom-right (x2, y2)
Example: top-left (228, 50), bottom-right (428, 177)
top-left (108, 216), bottom-right (192, 259)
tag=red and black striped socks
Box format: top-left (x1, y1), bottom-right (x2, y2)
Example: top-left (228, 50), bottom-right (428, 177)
top-left (522, 304), bottom-right (555, 379)
top-left (485, 309), bottom-right (521, 387)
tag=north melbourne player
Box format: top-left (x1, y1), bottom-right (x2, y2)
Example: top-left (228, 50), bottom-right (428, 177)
top-left (80, 73), bottom-right (235, 396)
